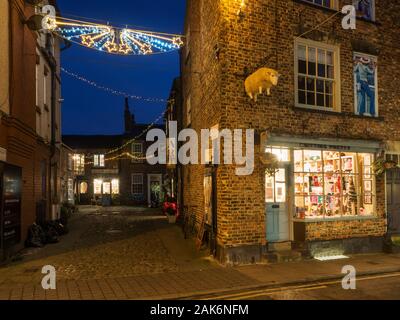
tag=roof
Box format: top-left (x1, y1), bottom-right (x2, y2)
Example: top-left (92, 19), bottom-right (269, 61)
top-left (123, 123), bottom-right (165, 139)
top-left (62, 135), bottom-right (123, 150)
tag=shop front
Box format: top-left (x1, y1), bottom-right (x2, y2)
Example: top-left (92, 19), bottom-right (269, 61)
top-left (263, 134), bottom-right (385, 255)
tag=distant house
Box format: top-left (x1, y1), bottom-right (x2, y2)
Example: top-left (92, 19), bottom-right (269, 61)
top-left (62, 98), bottom-right (166, 207)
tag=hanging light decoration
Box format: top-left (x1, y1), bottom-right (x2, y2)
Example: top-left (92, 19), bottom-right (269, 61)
top-left (49, 16), bottom-right (184, 56)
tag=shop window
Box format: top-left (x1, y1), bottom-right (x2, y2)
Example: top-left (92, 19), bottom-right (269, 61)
top-left (354, 53), bottom-right (378, 117)
top-left (131, 143), bottom-right (143, 163)
top-left (294, 150), bottom-right (375, 219)
top-left (94, 154), bottom-right (105, 167)
top-left (103, 182), bottom-right (111, 195)
top-left (111, 179), bottom-right (119, 195)
top-left (265, 146), bottom-right (290, 162)
top-left (355, 0), bottom-right (375, 21)
top-left (93, 179), bottom-right (102, 195)
top-left (131, 174), bottom-right (144, 195)
top-left (295, 39), bottom-right (339, 111)
top-left (301, 0), bottom-right (338, 10)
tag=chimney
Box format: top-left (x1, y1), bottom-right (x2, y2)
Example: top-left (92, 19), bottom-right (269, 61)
top-left (124, 97), bottom-right (132, 133)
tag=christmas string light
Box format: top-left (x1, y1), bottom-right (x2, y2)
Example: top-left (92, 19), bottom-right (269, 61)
top-left (85, 152), bottom-right (156, 165)
top-left (51, 16), bottom-right (184, 56)
top-left (61, 67), bottom-right (167, 103)
top-left (105, 110), bottom-right (166, 156)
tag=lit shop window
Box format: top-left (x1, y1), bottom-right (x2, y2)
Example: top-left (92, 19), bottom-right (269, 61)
top-left (302, 0), bottom-right (338, 9)
top-left (80, 181), bottom-right (88, 194)
top-left (94, 154), bottom-right (105, 167)
top-left (111, 179), bottom-right (119, 195)
top-left (265, 168), bottom-right (287, 203)
top-left (294, 150), bottom-right (375, 219)
top-left (103, 182), bottom-right (111, 195)
top-left (94, 179), bottom-right (102, 195)
top-left (265, 146), bottom-right (290, 162)
top-left (296, 39), bottom-right (339, 111)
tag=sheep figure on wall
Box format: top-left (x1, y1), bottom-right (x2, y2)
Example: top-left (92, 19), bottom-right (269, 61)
top-left (244, 67), bottom-right (280, 102)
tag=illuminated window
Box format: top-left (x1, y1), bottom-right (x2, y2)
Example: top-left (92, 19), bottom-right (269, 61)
top-left (80, 181), bottom-right (88, 194)
top-left (103, 182), bottom-right (111, 195)
top-left (265, 146), bottom-right (290, 162)
top-left (94, 154), bottom-right (105, 167)
top-left (94, 179), bottom-right (102, 195)
top-left (294, 150), bottom-right (375, 219)
top-left (295, 39), bottom-right (340, 111)
top-left (73, 154), bottom-right (85, 175)
top-left (112, 179), bottom-right (119, 195)
top-left (131, 174), bottom-right (143, 195)
top-left (265, 168), bottom-right (287, 203)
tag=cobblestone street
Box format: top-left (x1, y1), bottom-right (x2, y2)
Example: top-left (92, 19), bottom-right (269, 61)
top-left (0, 206), bottom-right (215, 286)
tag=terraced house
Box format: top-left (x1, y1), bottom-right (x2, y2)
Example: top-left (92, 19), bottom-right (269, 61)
top-left (181, 0), bottom-right (400, 264)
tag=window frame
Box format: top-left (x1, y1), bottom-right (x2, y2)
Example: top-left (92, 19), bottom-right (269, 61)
top-left (300, 0), bottom-right (339, 10)
top-left (131, 173), bottom-right (144, 195)
top-left (131, 142), bottom-right (144, 163)
top-left (294, 38), bottom-right (341, 112)
top-left (94, 154), bottom-right (105, 167)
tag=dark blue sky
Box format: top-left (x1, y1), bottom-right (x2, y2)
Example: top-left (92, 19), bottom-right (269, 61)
top-left (58, 0), bottom-right (185, 135)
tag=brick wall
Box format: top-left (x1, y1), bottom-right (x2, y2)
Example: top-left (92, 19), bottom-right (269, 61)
top-left (182, 0), bottom-right (400, 257)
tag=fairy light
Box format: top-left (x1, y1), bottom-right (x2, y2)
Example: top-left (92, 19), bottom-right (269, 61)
top-left (61, 67), bottom-right (167, 103)
top-left (51, 16), bottom-right (184, 56)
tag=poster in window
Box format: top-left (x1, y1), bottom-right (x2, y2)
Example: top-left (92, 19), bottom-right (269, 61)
top-left (364, 193), bottom-right (373, 205)
top-left (364, 180), bottom-right (372, 192)
top-left (354, 53), bottom-right (377, 117)
top-left (355, 0), bottom-right (374, 21)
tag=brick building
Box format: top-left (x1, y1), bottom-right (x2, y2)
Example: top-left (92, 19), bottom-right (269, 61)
top-left (181, 0), bottom-right (400, 264)
top-left (62, 98), bottom-right (166, 207)
top-left (0, 0), bottom-right (63, 260)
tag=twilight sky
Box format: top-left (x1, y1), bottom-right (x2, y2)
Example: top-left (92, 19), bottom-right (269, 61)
top-left (58, 0), bottom-right (185, 135)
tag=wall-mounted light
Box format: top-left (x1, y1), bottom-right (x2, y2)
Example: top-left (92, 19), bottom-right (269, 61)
top-left (237, 0), bottom-right (246, 21)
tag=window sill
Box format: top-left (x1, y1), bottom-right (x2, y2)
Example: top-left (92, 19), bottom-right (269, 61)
top-left (293, 106), bottom-right (384, 121)
top-left (293, 215), bottom-right (380, 223)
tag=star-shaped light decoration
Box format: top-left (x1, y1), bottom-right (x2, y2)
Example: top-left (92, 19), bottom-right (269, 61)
top-left (140, 43), bottom-right (153, 55)
top-left (119, 43), bottom-right (133, 55)
top-left (104, 40), bottom-right (118, 53)
top-left (81, 35), bottom-right (95, 47)
top-left (172, 37), bottom-right (184, 47)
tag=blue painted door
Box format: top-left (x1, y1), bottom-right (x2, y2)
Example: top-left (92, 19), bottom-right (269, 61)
top-left (265, 167), bottom-right (289, 242)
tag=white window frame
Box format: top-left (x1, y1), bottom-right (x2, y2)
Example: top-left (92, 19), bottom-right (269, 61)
top-left (301, 0), bottom-right (339, 10)
top-left (131, 173), bottom-right (144, 195)
top-left (131, 142), bottom-right (143, 163)
top-left (94, 154), bottom-right (105, 167)
top-left (294, 38), bottom-right (341, 112)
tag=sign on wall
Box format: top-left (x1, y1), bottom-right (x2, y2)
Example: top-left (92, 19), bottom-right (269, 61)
top-left (354, 53), bottom-right (378, 117)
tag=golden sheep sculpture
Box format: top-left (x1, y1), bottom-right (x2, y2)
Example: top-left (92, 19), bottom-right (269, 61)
top-left (244, 67), bottom-right (280, 101)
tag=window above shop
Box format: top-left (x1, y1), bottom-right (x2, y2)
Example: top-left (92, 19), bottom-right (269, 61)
top-left (73, 154), bottom-right (85, 175)
top-left (355, 0), bottom-right (375, 21)
top-left (300, 0), bottom-right (338, 10)
top-left (295, 39), bottom-right (340, 112)
top-left (131, 143), bottom-right (144, 163)
top-left (94, 154), bottom-right (105, 167)
top-left (294, 149), bottom-right (375, 220)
